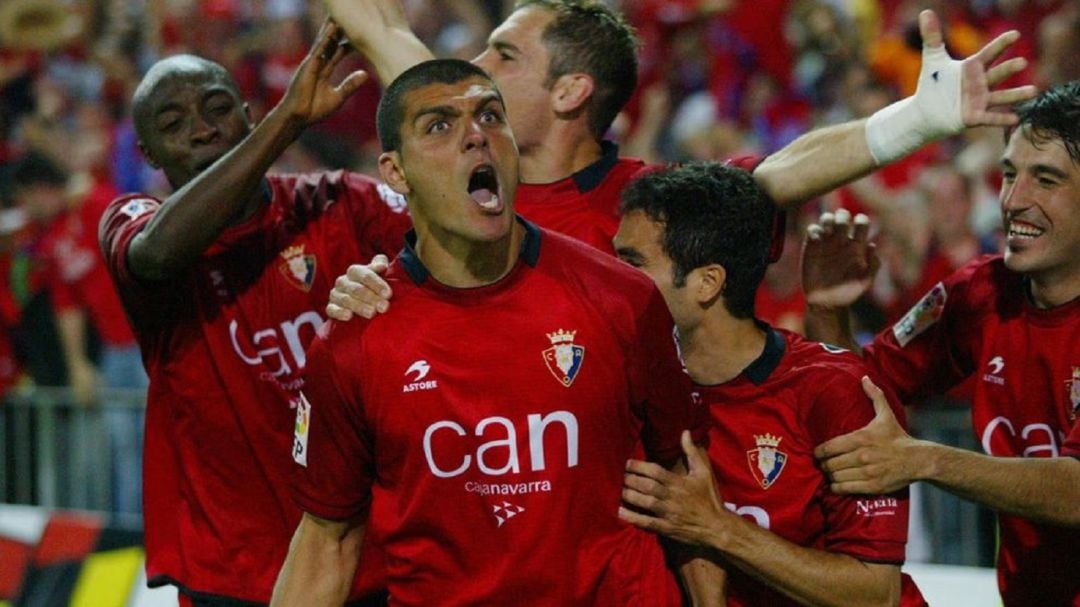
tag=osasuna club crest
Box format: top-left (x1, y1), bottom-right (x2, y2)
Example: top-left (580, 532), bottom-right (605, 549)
top-left (747, 433), bottom-right (787, 490)
top-left (279, 244), bottom-right (316, 292)
top-left (542, 329), bottom-right (585, 387)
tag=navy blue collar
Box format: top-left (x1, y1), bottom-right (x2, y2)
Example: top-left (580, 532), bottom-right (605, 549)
top-left (743, 324), bottom-right (786, 386)
top-left (572, 140), bottom-right (621, 193)
top-left (399, 216), bottom-right (542, 285)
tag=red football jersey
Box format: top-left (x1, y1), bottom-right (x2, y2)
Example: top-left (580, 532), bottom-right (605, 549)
top-left (99, 171), bottom-right (411, 602)
top-left (865, 255), bottom-right (1080, 606)
top-left (294, 221), bottom-right (703, 606)
top-left (697, 327), bottom-right (916, 606)
top-left (514, 143), bottom-right (767, 256)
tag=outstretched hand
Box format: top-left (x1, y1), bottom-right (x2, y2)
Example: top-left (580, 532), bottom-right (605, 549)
top-left (917, 9), bottom-right (1036, 129)
top-left (279, 20), bottom-right (368, 128)
top-left (814, 377), bottom-right (922, 495)
top-left (801, 208), bottom-right (878, 310)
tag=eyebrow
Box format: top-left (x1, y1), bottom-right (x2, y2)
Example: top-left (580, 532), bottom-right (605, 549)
top-left (412, 92), bottom-right (504, 127)
top-left (153, 88), bottom-right (233, 119)
top-left (614, 246), bottom-right (643, 263)
top-left (1002, 158), bottom-right (1071, 179)
top-left (491, 40), bottom-right (520, 55)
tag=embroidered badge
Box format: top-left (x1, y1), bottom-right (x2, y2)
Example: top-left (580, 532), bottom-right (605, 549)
top-left (892, 282), bottom-right (947, 347)
top-left (119, 198), bottom-right (156, 220)
top-left (279, 244), bottom-right (316, 292)
top-left (747, 433), bottom-right (787, 490)
top-left (542, 329), bottom-right (585, 388)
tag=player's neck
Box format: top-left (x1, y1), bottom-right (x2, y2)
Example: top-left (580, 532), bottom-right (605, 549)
top-left (415, 221), bottom-right (525, 289)
top-left (681, 316), bottom-right (768, 386)
top-left (1028, 268), bottom-right (1080, 309)
top-left (519, 130), bottom-right (604, 184)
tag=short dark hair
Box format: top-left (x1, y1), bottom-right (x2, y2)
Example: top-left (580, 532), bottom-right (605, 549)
top-left (1009, 80), bottom-right (1080, 164)
top-left (515, 0), bottom-right (638, 141)
top-left (377, 59), bottom-right (498, 153)
top-left (620, 162), bottom-right (776, 319)
top-left (10, 151), bottom-right (68, 190)
top-left (131, 54), bottom-right (240, 144)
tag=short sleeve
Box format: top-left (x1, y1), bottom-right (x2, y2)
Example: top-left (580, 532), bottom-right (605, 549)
top-left (98, 195), bottom-right (160, 289)
top-left (340, 172), bottom-right (412, 258)
top-left (291, 321), bottom-right (376, 522)
top-left (627, 289), bottom-right (704, 466)
top-left (806, 371), bottom-right (909, 563)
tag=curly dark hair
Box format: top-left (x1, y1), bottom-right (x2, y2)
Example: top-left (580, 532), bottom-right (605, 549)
top-left (514, 0), bottom-right (638, 141)
top-left (1009, 80), bottom-right (1080, 163)
top-left (620, 162), bottom-right (777, 319)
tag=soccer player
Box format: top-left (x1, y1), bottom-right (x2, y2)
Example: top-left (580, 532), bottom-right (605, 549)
top-left (99, 23), bottom-right (411, 605)
top-left (324, 0), bottom-right (1032, 243)
top-left (271, 59), bottom-right (704, 606)
top-left (323, 3), bottom-right (1033, 319)
top-left (611, 162), bottom-right (924, 606)
top-left (801, 82), bottom-right (1080, 605)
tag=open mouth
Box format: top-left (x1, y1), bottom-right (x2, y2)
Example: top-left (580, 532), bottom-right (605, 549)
top-left (467, 164), bottom-right (502, 213)
top-left (1007, 220), bottom-right (1045, 241)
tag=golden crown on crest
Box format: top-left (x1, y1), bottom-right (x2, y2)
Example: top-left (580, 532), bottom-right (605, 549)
top-left (546, 329), bottom-right (577, 345)
top-left (280, 244), bottom-right (306, 259)
top-left (753, 433), bottom-right (782, 448)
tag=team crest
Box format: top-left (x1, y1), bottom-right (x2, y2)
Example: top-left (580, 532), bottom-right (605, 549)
top-left (542, 329), bottom-right (585, 388)
top-left (746, 433), bottom-right (787, 490)
top-left (1069, 367), bottom-right (1080, 421)
top-left (279, 244), bottom-right (316, 292)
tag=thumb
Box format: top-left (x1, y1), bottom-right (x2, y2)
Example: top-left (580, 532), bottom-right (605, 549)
top-left (681, 430), bottom-right (705, 474)
top-left (918, 9), bottom-right (944, 50)
top-left (335, 70), bottom-right (369, 98)
top-left (371, 253), bottom-right (390, 273)
top-left (861, 376), bottom-right (894, 420)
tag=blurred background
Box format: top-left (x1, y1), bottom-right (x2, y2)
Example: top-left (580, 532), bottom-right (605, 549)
top-left (1, 0), bottom-right (1076, 604)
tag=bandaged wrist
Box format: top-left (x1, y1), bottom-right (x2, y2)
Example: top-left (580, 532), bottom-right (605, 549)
top-left (865, 43), bottom-right (964, 165)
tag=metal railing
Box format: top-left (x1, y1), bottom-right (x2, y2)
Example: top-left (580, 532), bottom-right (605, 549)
top-left (0, 387), bottom-right (997, 565)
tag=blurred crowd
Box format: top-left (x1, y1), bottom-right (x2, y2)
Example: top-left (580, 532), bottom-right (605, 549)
top-left (0, 0), bottom-right (1077, 399)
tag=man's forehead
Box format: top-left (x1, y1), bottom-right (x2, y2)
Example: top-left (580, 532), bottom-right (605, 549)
top-left (1004, 126), bottom-right (1076, 166)
top-left (404, 79), bottom-right (501, 113)
top-left (490, 5), bottom-right (553, 45)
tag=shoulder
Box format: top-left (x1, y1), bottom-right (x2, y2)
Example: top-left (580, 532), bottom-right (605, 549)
top-left (269, 171), bottom-right (407, 214)
top-left (783, 329), bottom-right (868, 384)
top-left (99, 194), bottom-right (161, 247)
top-left (539, 228), bottom-right (654, 297)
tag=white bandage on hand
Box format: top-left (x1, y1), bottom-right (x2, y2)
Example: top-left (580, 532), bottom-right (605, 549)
top-left (865, 43), bottom-right (964, 165)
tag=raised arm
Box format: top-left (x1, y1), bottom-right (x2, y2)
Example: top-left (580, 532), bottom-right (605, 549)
top-left (271, 513), bottom-right (366, 606)
top-left (620, 432), bottom-right (901, 607)
top-left (324, 0), bottom-right (435, 86)
top-left (754, 9), bottom-right (1035, 208)
top-left (817, 378), bottom-right (1080, 527)
top-left (128, 22), bottom-right (367, 281)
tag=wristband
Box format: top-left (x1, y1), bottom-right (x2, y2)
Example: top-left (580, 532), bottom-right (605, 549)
top-left (865, 43), bottom-right (964, 165)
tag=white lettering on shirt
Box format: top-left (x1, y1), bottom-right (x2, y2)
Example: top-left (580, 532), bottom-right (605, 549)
top-left (423, 411), bottom-right (580, 478)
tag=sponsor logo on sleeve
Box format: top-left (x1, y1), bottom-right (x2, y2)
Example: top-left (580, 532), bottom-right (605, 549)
top-left (892, 282), bottom-right (947, 347)
top-left (542, 329), bottom-right (585, 387)
top-left (747, 433), bottom-right (787, 490)
top-left (856, 497), bottom-right (899, 517)
top-left (278, 244), bottom-right (317, 292)
top-left (119, 198), bottom-right (156, 220)
top-left (292, 394), bottom-right (311, 467)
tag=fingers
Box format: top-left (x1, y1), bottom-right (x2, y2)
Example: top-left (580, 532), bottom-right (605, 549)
top-left (334, 70), bottom-right (369, 99)
top-left (818, 450), bottom-right (865, 475)
top-left (806, 223), bottom-right (824, 241)
top-left (861, 376), bottom-right (894, 419)
top-left (325, 302), bottom-right (355, 322)
top-left (814, 430), bottom-right (860, 460)
top-left (918, 10), bottom-right (943, 50)
top-left (984, 57), bottom-right (1027, 87)
top-left (987, 85), bottom-right (1039, 108)
top-left (974, 29), bottom-right (1021, 67)
top-left (618, 505), bottom-right (664, 531)
top-left (852, 213), bottom-right (871, 243)
top-left (345, 261), bottom-right (393, 298)
top-left (624, 470), bottom-right (670, 500)
top-left (625, 458), bottom-right (674, 483)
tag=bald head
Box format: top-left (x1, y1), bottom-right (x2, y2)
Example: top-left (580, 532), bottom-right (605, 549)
top-left (132, 55), bottom-right (240, 143)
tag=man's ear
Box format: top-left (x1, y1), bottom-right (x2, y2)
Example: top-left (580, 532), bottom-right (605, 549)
top-left (137, 141), bottom-right (160, 169)
top-left (378, 151), bottom-right (410, 195)
top-left (692, 263), bottom-right (727, 305)
top-left (550, 73), bottom-right (595, 116)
